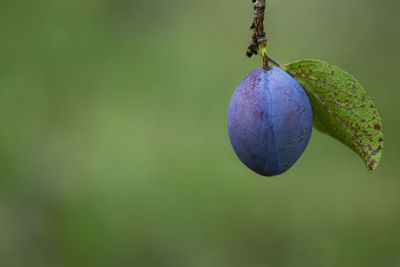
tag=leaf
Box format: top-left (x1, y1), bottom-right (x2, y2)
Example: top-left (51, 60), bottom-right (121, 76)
top-left (283, 59), bottom-right (383, 171)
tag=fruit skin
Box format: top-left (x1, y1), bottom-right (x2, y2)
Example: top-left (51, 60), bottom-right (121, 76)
top-left (227, 66), bottom-right (313, 176)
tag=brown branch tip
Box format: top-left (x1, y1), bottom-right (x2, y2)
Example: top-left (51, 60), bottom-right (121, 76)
top-left (247, 0), bottom-right (269, 70)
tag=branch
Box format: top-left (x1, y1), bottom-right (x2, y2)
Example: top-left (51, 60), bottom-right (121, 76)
top-left (247, 0), bottom-right (269, 70)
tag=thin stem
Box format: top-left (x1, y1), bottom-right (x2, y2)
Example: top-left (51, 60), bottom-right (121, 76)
top-left (267, 57), bottom-right (281, 68)
top-left (247, 0), bottom-right (269, 70)
top-left (267, 57), bottom-right (297, 79)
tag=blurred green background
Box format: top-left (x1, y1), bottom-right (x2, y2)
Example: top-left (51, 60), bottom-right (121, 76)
top-left (0, 0), bottom-right (399, 266)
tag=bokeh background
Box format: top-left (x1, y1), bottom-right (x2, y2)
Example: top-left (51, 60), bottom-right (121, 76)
top-left (1, 0), bottom-right (399, 266)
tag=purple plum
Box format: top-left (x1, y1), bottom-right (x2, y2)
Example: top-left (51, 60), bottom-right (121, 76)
top-left (227, 66), bottom-right (313, 176)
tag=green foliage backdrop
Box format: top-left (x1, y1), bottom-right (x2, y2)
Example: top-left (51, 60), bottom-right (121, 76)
top-left (0, 0), bottom-right (399, 266)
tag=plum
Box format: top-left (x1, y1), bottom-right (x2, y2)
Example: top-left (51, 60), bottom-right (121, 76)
top-left (227, 66), bottom-right (313, 176)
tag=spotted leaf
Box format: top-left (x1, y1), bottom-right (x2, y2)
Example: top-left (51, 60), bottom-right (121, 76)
top-left (284, 59), bottom-right (383, 171)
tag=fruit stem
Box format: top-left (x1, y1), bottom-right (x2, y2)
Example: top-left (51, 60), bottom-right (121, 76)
top-left (247, 0), bottom-right (269, 70)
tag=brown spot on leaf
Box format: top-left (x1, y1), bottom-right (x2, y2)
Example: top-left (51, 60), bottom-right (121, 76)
top-left (368, 159), bottom-right (376, 170)
top-left (374, 124), bottom-right (381, 130)
top-left (372, 146), bottom-right (382, 156)
top-left (378, 137), bottom-right (383, 142)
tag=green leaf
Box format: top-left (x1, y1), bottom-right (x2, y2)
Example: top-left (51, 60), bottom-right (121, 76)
top-left (283, 59), bottom-right (383, 171)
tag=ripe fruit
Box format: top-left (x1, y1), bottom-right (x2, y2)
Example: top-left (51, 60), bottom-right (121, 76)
top-left (227, 66), bottom-right (313, 176)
